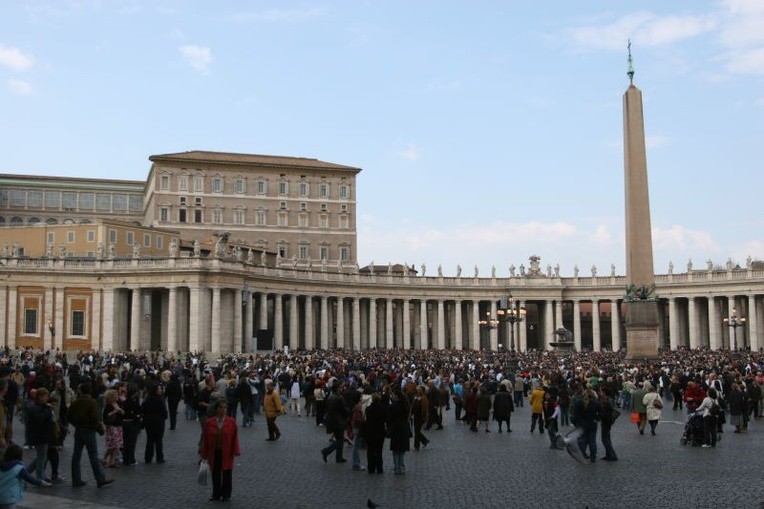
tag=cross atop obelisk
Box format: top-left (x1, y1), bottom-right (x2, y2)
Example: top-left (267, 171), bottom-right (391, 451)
top-left (622, 41), bottom-right (659, 358)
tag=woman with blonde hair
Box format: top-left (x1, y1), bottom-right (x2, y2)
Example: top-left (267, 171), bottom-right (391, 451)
top-left (101, 389), bottom-right (124, 468)
top-left (642, 382), bottom-right (663, 436)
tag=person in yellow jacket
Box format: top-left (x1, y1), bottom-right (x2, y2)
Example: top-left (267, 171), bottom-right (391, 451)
top-left (529, 385), bottom-right (546, 434)
top-left (263, 382), bottom-right (285, 441)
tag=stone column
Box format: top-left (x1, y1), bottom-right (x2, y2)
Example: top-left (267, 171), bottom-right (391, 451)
top-left (592, 299), bottom-right (601, 352)
top-left (470, 301), bottom-right (480, 351)
top-left (668, 297), bottom-right (679, 350)
top-left (708, 296), bottom-right (720, 351)
top-left (233, 289), bottom-right (243, 353)
top-left (130, 287), bottom-right (142, 351)
top-left (304, 296), bottom-right (314, 350)
top-left (403, 299), bottom-right (411, 349)
top-left (167, 286), bottom-right (178, 354)
top-left (7, 287), bottom-right (16, 348)
top-left (54, 288), bottom-right (65, 350)
top-left (518, 300), bottom-right (527, 352)
top-left (726, 295), bottom-right (736, 350)
top-left (43, 288), bottom-right (54, 351)
top-left (454, 300), bottom-right (463, 350)
top-left (573, 299), bottom-right (582, 352)
top-left (258, 292), bottom-right (268, 333)
top-left (211, 287), bottom-right (222, 354)
top-left (336, 297), bottom-right (345, 348)
top-left (555, 300), bottom-right (563, 330)
top-left (544, 300), bottom-right (554, 350)
top-left (188, 285), bottom-right (202, 352)
top-left (101, 288), bottom-right (115, 351)
top-left (748, 294), bottom-right (759, 352)
top-left (0, 286), bottom-right (6, 347)
top-left (611, 300), bottom-right (621, 352)
top-left (289, 294), bottom-right (299, 350)
top-left (274, 294), bottom-right (283, 350)
top-left (688, 296), bottom-right (699, 349)
top-left (420, 300), bottom-right (429, 350)
top-left (437, 300), bottom-right (446, 350)
top-left (369, 298), bottom-right (378, 348)
top-left (490, 300), bottom-right (498, 351)
top-left (320, 296), bottom-right (329, 349)
top-left (385, 298), bottom-right (393, 349)
top-left (352, 297), bottom-right (361, 350)
top-left (244, 291), bottom-right (254, 352)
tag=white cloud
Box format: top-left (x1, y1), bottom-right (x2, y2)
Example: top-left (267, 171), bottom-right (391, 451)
top-left (653, 225), bottom-right (717, 251)
top-left (178, 45), bottom-right (212, 74)
top-left (0, 45), bottom-right (35, 71)
top-left (645, 135), bottom-right (670, 149)
top-left (398, 143), bottom-right (422, 161)
top-left (567, 12), bottom-right (716, 52)
top-left (726, 47), bottom-right (764, 75)
top-left (7, 79), bottom-right (32, 95)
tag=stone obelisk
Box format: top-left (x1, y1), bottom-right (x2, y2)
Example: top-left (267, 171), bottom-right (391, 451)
top-left (623, 41), bottom-right (659, 358)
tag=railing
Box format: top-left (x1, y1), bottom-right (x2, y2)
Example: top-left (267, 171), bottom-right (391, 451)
top-left (2, 255), bottom-right (764, 291)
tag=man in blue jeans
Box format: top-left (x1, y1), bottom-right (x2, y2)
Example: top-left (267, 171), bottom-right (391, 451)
top-left (67, 383), bottom-right (114, 488)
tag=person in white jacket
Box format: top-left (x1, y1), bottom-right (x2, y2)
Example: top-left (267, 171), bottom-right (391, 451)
top-left (695, 387), bottom-right (719, 448)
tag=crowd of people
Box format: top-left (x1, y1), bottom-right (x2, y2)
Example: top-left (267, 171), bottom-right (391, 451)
top-left (0, 345), bottom-right (761, 505)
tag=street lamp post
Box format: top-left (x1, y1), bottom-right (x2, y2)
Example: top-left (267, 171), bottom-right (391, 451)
top-left (723, 308), bottom-right (746, 351)
top-left (478, 294), bottom-right (526, 352)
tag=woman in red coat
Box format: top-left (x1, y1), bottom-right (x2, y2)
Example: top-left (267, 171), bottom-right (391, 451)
top-left (200, 399), bottom-right (240, 502)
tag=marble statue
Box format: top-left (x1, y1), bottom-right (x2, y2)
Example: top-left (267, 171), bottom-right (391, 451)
top-left (46, 244), bottom-right (54, 258)
top-left (610, 263), bottom-right (616, 277)
top-left (132, 243), bottom-right (140, 259)
top-left (261, 251), bottom-right (267, 266)
top-left (456, 264), bottom-right (462, 277)
top-left (491, 265), bottom-right (496, 278)
top-left (169, 238), bottom-right (178, 258)
top-left (474, 265), bottom-right (479, 278)
top-left (519, 264), bottom-right (525, 277)
top-left (746, 255), bottom-right (753, 269)
top-left (554, 264), bottom-right (560, 277)
top-left (668, 261), bottom-right (673, 275)
top-left (291, 255), bottom-right (298, 269)
top-left (437, 264), bottom-right (443, 277)
top-left (1, 244), bottom-right (8, 257)
top-left (97, 243), bottom-right (104, 259)
top-left (388, 262), bottom-right (393, 275)
top-left (546, 264), bottom-right (552, 278)
top-left (509, 264), bottom-right (516, 278)
top-left (59, 244), bottom-right (66, 258)
top-left (193, 240), bottom-right (201, 257)
top-left (573, 265), bottom-right (579, 278)
top-left (421, 263), bottom-right (426, 277)
top-left (591, 265), bottom-right (597, 277)
top-left (108, 243), bottom-right (115, 259)
top-left (11, 243), bottom-right (20, 257)
top-left (247, 249), bottom-right (255, 264)
top-left (706, 259), bottom-right (713, 271)
top-left (726, 258), bottom-right (733, 270)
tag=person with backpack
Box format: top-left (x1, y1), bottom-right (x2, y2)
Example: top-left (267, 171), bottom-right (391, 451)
top-left (696, 387), bottom-right (720, 448)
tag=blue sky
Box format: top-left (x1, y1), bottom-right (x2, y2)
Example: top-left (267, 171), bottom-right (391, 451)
top-left (1, 1), bottom-right (762, 276)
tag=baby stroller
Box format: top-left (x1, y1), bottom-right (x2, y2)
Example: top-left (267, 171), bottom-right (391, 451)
top-left (680, 412), bottom-right (704, 446)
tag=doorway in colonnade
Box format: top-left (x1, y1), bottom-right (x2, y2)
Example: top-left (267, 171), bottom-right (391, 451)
top-left (149, 289), bottom-right (163, 351)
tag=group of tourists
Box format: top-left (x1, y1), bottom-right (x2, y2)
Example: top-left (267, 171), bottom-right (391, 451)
top-left (0, 345), bottom-right (761, 505)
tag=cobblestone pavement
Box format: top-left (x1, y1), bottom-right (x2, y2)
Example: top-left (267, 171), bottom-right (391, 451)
top-left (15, 400), bottom-right (764, 509)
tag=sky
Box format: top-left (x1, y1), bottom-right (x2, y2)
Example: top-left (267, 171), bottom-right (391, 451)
top-left (1, 0), bottom-right (763, 277)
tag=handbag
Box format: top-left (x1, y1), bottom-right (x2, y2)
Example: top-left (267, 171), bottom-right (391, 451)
top-left (630, 412), bottom-right (640, 424)
top-left (197, 460), bottom-right (209, 486)
top-left (653, 398), bottom-right (663, 409)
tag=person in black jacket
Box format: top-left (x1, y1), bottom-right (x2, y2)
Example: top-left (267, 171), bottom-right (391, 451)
top-left (120, 383), bottom-right (141, 466)
top-left (571, 388), bottom-right (602, 463)
top-left (26, 388), bottom-right (55, 481)
top-left (165, 375), bottom-right (182, 431)
top-left (493, 382), bottom-right (515, 433)
top-left (141, 383), bottom-right (168, 464)
top-left (599, 387), bottom-right (618, 461)
top-left (364, 392), bottom-right (387, 474)
top-left (321, 383), bottom-right (349, 464)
